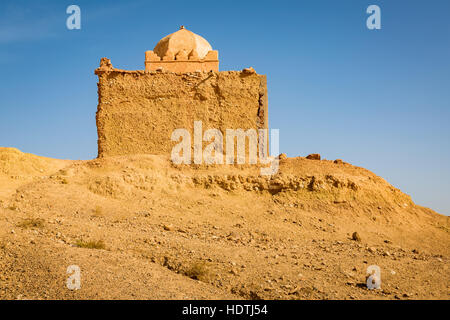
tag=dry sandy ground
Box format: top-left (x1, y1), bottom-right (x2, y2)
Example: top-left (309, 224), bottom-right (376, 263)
top-left (0, 147), bottom-right (448, 300)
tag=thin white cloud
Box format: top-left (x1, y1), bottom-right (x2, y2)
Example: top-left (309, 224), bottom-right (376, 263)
top-left (0, 4), bottom-right (59, 44)
top-left (0, 1), bottom-right (148, 44)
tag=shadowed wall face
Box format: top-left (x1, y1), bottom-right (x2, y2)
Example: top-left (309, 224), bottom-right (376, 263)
top-left (95, 70), bottom-right (268, 158)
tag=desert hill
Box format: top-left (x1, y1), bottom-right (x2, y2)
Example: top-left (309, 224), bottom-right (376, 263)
top-left (0, 147), bottom-right (448, 299)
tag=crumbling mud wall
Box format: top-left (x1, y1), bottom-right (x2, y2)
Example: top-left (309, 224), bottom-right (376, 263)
top-left (95, 62), bottom-right (268, 158)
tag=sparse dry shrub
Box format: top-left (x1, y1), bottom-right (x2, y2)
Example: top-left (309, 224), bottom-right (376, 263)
top-left (75, 239), bottom-right (106, 250)
top-left (92, 205), bottom-right (103, 217)
top-left (17, 218), bottom-right (45, 229)
top-left (184, 261), bottom-right (210, 281)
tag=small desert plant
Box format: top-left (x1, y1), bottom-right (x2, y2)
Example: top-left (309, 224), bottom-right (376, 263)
top-left (92, 205), bottom-right (103, 217)
top-left (17, 218), bottom-right (45, 229)
top-left (61, 178), bottom-right (69, 184)
top-left (75, 239), bottom-right (106, 250)
top-left (184, 261), bottom-right (210, 281)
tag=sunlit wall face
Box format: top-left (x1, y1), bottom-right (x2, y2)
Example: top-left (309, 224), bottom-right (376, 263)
top-left (0, 0), bottom-right (449, 215)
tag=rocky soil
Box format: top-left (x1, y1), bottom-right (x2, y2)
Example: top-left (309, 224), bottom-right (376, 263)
top-left (0, 147), bottom-right (448, 299)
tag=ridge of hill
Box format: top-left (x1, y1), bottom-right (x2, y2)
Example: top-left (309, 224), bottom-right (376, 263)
top-left (0, 147), bottom-right (448, 299)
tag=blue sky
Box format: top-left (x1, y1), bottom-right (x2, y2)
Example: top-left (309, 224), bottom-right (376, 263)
top-left (0, 0), bottom-right (449, 215)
